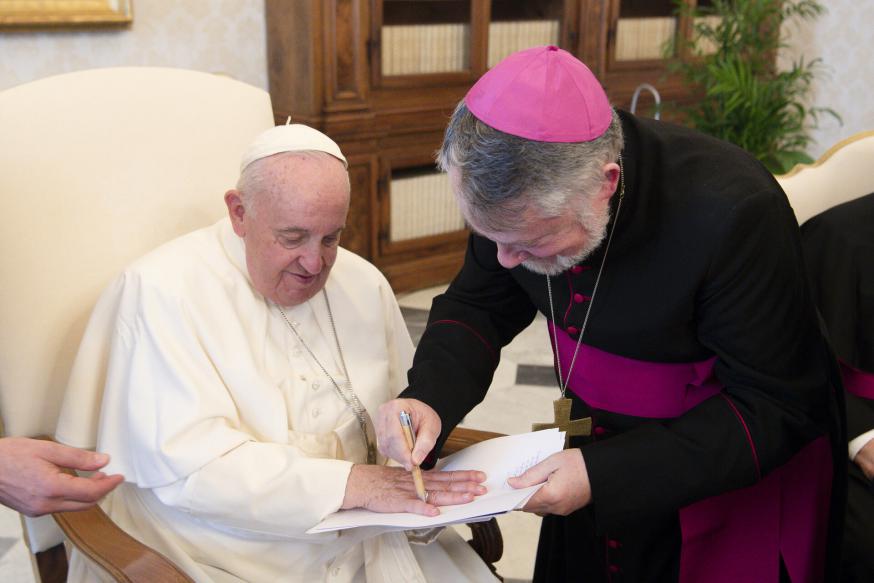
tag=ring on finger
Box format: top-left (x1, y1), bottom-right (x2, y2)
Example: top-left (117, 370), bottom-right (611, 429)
top-left (424, 490), bottom-right (430, 504)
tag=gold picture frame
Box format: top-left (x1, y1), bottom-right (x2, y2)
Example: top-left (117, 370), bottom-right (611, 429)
top-left (0, 0), bottom-right (132, 27)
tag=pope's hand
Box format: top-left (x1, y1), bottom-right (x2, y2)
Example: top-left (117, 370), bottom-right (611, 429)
top-left (375, 398), bottom-right (441, 469)
top-left (341, 465), bottom-right (486, 516)
top-left (854, 437), bottom-right (874, 481)
top-left (507, 448), bottom-right (591, 516)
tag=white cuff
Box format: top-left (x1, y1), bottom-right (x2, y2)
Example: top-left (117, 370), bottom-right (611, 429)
top-left (848, 428), bottom-right (874, 462)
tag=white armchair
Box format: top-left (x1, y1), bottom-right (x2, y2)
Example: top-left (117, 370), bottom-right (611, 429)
top-left (776, 131), bottom-right (874, 224)
top-left (0, 66), bottom-right (506, 582)
top-left (0, 66), bottom-right (275, 582)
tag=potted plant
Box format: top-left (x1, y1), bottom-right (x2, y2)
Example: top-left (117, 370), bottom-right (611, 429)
top-left (668, 0), bottom-right (840, 174)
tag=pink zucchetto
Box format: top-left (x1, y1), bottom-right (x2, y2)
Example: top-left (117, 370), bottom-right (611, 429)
top-left (464, 45), bottom-right (612, 143)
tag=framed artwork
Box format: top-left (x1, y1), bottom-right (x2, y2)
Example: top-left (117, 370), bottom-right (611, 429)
top-left (0, 0), bottom-right (132, 27)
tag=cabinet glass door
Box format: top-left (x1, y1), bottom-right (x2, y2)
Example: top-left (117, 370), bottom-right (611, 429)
top-left (381, 0), bottom-right (473, 76)
top-left (388, 166), bottom-right (465, 244)
top-left (614, 0), bottom-right (677, 62)
top-left (488, 0), bottom-right (563, 67)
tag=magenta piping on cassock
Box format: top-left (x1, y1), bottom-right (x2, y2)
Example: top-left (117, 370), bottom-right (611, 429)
top-left (717, 393), bottom-right (761, 479)
top-left (428, 320), bottom-right (497, 362)
top-left (549, 324), bottom-right (832, 583)
top-left (840, 360), bottom-right (874, 400)
top-left (562, 272), bottom-right (574, 325)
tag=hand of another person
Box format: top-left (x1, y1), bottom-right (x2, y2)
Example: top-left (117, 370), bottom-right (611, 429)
top-left (0, 437), bottom-right (125, 517)
top-left (853, 437), bottom-right (874, 481)
top-left (341, 464), bottom-right (487, 516)
top-left (375, 398), bottom-right (441, 470)
top-left (507, 448), bottom-right (591, 516)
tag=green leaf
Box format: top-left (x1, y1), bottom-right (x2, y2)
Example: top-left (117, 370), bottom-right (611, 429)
top-left (667, 0), bottom-right (840, 171)
top-left (771, 150), bottom-right (815, 175)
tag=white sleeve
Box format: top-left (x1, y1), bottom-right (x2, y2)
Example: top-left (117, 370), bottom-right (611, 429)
top-left (153, 443), bottom-right (352, 540)
top-left (97, 274), bottom-right (353, 539)
top-left (848, 428), bottom-right (874, 462)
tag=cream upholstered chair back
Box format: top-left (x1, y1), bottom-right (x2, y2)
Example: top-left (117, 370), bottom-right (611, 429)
top-left (776, 131), bottom-right (874, 224)
top-left (0, 67), bottom-right (273, 571)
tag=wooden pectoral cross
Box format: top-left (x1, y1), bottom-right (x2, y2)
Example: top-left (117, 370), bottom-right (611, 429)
top-left (532, 398), bottom-right (592, 448)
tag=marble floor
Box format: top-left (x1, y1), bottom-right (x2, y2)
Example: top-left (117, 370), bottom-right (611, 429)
top-left (0, 285), bottom-right (556, 583)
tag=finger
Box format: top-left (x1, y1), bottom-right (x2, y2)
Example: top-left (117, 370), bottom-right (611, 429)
top-left (405, 499), bottom-right (441, 517)
top-left (443, 481), bottom-right (487, 495)
top-left (425, 469), bottom-right (487, 483)
top-left (424, 480), bottom-right (487, 496)
top-left (40, 498), bottom-right (108, 514)
top-left (507, 458), bottom-right (555, 489)
top-left (425, 489), bottom-right (476, 507)
top-left (40, 442), bottom-right (111, 472)
top-left (423, 476), bottom-right (487, 495)
top-left (410, 405), bottom-right (440, 466)
top-left (376, 401), bottom-right (417, 466)
top-left (53, 473), bottom-right (124, 503)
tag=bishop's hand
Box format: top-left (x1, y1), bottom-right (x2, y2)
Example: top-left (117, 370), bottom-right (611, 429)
top-left (507, 448), bottom-right (592, 516)
top-left (375, 398), bottom-right (441, 470)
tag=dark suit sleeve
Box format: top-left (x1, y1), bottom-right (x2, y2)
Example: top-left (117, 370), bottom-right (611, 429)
top-left (847, 394), bottom-right (874, 444)
top-left (400, 234), bottom-right (538, 454)
top-left (800, 196), bottom-right (874, 442)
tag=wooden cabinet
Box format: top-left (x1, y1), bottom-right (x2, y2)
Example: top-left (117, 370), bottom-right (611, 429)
top-left (265, 0), bottom-right (706, 292)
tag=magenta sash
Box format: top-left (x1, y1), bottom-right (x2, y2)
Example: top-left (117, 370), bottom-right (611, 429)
top-left (840, 360), bottom-right (874, 400)
top-left (550, 324), bottom-right (832, 583)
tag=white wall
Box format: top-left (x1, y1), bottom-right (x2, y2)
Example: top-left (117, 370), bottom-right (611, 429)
top-left (782, 0), bottom-right (874, 158)
top-left (0, 0), bottom-right (267, 91)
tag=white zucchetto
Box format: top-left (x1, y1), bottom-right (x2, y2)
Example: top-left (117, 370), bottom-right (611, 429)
top-left (239, 122), bottom-right (347, 172)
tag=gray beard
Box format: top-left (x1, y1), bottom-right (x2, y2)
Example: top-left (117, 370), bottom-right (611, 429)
top-left (521, 204), bottom-right (612, 276)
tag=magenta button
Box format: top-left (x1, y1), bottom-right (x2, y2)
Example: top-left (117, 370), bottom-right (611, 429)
top-left (567, 326), bottom-right (579, 335)
top-left (608, 539), bottom-right (621, 549)
top-left (571, 265), bottom-right (583, 274)
top-left (593, 426), bottom-right (606, 436)
top-left (574, 293), bottom-right (587, 303)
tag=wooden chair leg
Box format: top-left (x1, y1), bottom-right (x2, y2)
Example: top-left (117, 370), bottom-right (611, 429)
top-left (34, 543), bottom-right (68, 583)
top-left (467, 517), bottom-right (504, 581)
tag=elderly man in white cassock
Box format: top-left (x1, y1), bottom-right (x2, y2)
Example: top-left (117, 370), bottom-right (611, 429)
top-left (55, 124), bottom-right (498, 582)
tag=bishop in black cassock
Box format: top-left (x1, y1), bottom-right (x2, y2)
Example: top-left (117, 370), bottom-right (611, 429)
top-left (375, 46), bottom-right (845, 583)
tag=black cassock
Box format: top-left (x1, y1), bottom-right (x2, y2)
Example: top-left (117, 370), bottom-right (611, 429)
top-left (801, 193), bottom-right (874, 583)
top-left (402, 112), bottom-right (845, 582)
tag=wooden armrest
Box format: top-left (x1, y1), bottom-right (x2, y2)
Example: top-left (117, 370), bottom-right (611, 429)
top-left (442, 427), bottom-right (505, 456)
top-left (39, 446), bottom-right (192, 583)
top-left (35, 435), bottom-right (191, 582)
top-left (53, 504), bottom-right (193, 583)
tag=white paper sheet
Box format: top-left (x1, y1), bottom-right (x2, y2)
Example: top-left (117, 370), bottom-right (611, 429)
top-left (307, 428), bottom-right (565, 533)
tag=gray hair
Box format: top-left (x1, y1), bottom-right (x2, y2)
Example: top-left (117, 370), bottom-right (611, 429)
top-left (437, 101), bottom-right (624, 231)
top-left (235, 150), bottom-right (350, 217)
